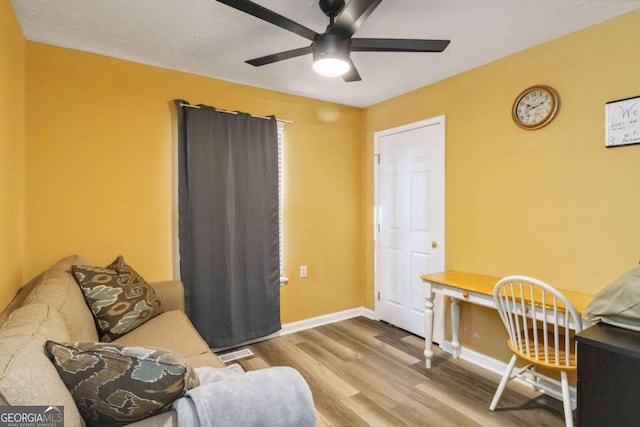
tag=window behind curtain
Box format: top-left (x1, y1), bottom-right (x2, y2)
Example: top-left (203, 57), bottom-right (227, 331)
top-left (278, 122), bottom-right (285, 279)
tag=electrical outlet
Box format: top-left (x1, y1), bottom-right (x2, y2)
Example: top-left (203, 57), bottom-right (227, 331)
top-left (300, 265), bottom-right (307, 278)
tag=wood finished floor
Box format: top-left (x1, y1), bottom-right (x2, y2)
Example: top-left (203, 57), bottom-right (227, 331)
top-left (225, 317), bottom-right (568, 426)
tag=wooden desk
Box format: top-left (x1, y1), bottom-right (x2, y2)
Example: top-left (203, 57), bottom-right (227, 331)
top-left (420, 271), bottom-right (593, 369)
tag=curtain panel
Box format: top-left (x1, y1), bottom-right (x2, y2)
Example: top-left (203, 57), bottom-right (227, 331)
top-left (175, 101), bottom-right (281, 348)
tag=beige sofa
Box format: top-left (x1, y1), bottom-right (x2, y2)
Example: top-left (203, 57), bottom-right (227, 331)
top-left (0, 254), bottom-right (226, 426)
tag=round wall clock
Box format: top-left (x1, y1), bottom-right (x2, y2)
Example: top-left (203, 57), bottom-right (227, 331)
top-left (512, 85), bottom-right (559, 130)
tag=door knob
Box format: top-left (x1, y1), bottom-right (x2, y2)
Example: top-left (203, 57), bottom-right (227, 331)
top-left (431, 241), bottom-right (438, 249)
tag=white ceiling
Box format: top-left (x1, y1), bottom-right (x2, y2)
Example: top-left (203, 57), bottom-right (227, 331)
top-left (11, 0), bottom-right (640, 108)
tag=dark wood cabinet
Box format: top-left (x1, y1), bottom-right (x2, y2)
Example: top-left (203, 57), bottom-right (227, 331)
top-left (576, 323), bottom-right (640, 426)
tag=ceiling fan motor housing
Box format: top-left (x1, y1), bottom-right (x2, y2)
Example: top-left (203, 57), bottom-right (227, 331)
top-left (319, 0), bottom-right (346, 18)
top-left (313, 33), bottom-right (351, 62)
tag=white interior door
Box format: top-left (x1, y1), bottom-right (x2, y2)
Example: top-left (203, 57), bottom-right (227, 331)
top-left (374, 117), bottom-right (445, 338)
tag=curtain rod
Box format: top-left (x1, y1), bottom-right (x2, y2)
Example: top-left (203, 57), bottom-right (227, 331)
top-left (179, 103), bottom-right (293, 125)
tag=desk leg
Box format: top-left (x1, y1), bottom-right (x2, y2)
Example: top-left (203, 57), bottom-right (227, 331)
top-left (451, 298), bottom-right (461, 358)
top-left (424, 282), bottom-right (435, 369)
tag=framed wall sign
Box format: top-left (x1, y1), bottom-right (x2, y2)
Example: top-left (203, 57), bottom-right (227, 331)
top-left (605, 95), bottom-right (640, 148)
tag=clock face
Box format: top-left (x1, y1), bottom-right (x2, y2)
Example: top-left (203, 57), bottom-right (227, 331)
top-left (512, 85), bottom-right (559, 130)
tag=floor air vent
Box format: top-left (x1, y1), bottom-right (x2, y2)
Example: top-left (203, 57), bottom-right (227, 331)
top-left (218, 348), bottom-right (254, 363)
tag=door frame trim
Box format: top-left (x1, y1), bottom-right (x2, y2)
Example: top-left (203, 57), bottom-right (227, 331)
top-left (373, 116), bottom-right (446, 332)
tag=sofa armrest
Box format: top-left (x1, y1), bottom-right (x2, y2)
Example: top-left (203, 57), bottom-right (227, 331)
top-left (149, 280), bottom-right (185, 312)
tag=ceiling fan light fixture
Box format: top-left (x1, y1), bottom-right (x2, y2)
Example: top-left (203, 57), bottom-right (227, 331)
top-left (313, 56), bottom-right (350, 77)
top-left (312, 33), bottom-right (351, 77)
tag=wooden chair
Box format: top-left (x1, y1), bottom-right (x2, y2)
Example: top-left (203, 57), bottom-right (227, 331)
top-left (490, 275), bottom-right (583, 427)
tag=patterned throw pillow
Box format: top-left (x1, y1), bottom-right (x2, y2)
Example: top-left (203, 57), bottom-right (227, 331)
top-left (45, 341), bottom-right (199, 426)
top-left (72, 256), bottom-right (161, 342)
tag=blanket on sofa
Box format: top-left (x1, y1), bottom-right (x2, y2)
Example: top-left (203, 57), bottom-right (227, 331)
top-left (173, 366), bottom-right (315, 426)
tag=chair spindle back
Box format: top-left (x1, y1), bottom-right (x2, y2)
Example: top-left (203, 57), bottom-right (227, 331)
top-left (494, 276), bottom-right (583, 367)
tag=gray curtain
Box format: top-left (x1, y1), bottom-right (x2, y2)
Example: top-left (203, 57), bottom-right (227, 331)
top-left (175, 100), bottom-right (281, 348)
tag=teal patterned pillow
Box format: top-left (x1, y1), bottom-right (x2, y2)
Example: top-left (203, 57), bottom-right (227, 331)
top-left (45, 341), bottom-right (199, 426)
top-left (72, 256), bottom-right (161, 342)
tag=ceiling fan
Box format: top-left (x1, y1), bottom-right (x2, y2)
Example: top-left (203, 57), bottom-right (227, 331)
top-left (216, 0), bottom-right (450, 82)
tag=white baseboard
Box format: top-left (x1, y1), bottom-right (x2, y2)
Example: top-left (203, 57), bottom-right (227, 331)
top-left (439, 340), bottom-right (507, 376)
top-left (213, 306), bottom-right (374, 352)
top-left (280, 306), bottom-right (375, 336)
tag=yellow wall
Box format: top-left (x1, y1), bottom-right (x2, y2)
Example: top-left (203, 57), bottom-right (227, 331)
top-left (24, 43), bottom-right (364, 323)
top-left (0, 2), bottom-right (26, 308)
top-left (364, 10), bottom-right (640, 358)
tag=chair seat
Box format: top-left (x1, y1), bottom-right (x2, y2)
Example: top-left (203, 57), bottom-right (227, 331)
top-left (507, 329), bottom-right (577, 370)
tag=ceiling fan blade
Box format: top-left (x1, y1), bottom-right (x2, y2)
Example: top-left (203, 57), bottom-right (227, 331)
top-left (216, 0), bottom-right (318, 41)
top-left (351, 38), bottom-right (450, 52)
top-left (330, 0), bottom-right (382, 37)
top-left (343, 58), bottom-right (362, 82)
top-left (246, 46), bottom-right (313, 67)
